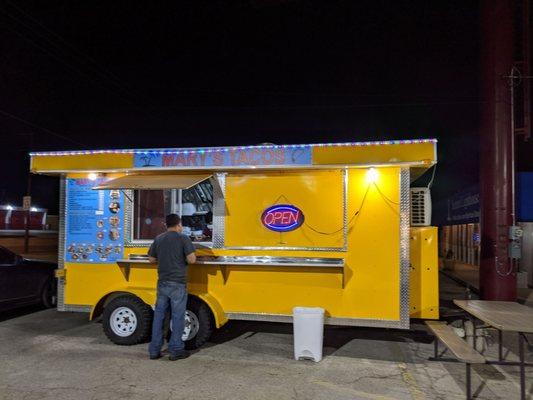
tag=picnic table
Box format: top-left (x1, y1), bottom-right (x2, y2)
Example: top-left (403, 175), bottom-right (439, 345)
top-left (454, 300), bottom-right (533, 400)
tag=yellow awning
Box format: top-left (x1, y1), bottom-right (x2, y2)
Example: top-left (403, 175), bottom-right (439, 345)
top-left (92, 174), bottom-right (211, 190)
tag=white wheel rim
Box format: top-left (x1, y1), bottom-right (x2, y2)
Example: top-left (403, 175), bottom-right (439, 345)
top-left (170, 310), bottom-right (200, 341)
top-left (110, 307), bottom-right (138, 337)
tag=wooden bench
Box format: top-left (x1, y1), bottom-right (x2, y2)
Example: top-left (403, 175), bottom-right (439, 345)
top-left (425, 320), bottom-right (485, 400)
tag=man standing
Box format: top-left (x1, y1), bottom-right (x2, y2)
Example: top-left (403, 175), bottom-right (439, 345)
top-left (148, 213), bottom-right (196, 360)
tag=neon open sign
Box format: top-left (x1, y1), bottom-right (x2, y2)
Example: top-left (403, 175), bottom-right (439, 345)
top-left (261, 204), bottom-right (304, 232)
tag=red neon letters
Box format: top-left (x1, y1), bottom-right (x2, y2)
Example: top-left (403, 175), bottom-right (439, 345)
top-left (261, 205), bottom-right (304, 232)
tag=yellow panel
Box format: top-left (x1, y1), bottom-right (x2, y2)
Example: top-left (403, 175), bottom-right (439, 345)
top-left (63, 262), bottom-right (154, 306)
top-left (340, 167), bottom-right (401, 319)
top-left (31, 153), bottom-right (133, 172)
top-left (409, 226), bottom-right (439, 319)
top-left (224, 170), bottom-right (345, 249)
top-left (312, 142), bottom-right (435, 166)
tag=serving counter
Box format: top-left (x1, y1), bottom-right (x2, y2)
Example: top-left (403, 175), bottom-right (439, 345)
top-left (116, 255), bottom-right (345, 281)
top-left (119, 254), bottom-right (344, 267)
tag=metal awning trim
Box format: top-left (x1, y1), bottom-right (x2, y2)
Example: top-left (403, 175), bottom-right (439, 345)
top-left (92, 174), bottom-right (212, 190)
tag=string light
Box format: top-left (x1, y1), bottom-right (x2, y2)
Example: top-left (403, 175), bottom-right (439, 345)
top-left (29, 138), bottom-right (437, 157)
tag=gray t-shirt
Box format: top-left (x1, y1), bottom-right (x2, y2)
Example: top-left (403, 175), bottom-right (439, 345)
top-left (148, 231), bottom-right (195, 284)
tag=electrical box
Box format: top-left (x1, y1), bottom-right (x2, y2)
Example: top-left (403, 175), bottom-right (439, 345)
top-left (509, 225), bottom-right (523, 259)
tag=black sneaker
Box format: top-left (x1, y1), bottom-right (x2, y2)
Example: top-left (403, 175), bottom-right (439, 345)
top-left (169, 350), bottom-right (190, 361)
top-left (149, 353), bottom-right (163, 360)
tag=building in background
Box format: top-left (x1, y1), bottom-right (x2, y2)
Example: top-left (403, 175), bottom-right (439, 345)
top-left (434, 172), bottom-right (533, 288)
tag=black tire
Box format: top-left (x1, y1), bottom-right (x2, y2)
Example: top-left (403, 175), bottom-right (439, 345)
top-left (185, 297), bottom-right (214, 350)
top-left (102, 295), bottom-right (153, 345)
top-left (41, 277), bottom-right (57, 308)
top-left (166, 297), bottom-right (214, 350)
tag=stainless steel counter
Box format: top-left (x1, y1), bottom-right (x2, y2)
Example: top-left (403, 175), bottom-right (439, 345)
top-left (116, 255), bottom-right (344, 284)
top-left (117, 255), bottom-right (344, 268)
top-left (198, 256), bottom-right (344, 268)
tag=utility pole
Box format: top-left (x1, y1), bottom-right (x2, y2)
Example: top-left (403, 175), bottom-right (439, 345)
top-left (23, 132), bottom-right (33, 254)
top-left (479, 0), bottom-right (517, 300)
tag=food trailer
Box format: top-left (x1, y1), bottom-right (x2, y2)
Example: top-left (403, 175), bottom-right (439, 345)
top-left (30, 139), bottom-right (439, 348)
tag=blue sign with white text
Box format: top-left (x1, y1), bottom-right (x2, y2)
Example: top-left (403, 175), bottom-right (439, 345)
top-left (134, 146), bottom-right (312, 168)
top-left (65, 178), bottom-right (124, 263)
top-left (446, 185), bottom-right (479, 224)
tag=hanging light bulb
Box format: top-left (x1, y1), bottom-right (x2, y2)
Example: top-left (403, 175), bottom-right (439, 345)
top-left (366, 168), bottom-right (379, 184)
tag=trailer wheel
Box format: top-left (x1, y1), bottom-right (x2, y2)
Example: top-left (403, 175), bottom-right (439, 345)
top-left (168, 297), bottom-right (214, 350)
top-left (103, 295), bottom-right (153, 345)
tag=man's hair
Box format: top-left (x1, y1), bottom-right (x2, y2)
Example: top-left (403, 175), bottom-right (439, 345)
top-left (165, 213), bottom-right (182, 228)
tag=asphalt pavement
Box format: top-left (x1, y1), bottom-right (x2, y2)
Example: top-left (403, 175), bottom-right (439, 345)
top-left (0, 275), bottom-right (531, 400)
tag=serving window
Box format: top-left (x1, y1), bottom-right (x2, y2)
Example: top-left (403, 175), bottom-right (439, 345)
top-left (133, 189), bottom-right (172, 240)
top-left (94, 174), bottom-right (214, 244)
top-left (132, 180), bottom-right (214, 242)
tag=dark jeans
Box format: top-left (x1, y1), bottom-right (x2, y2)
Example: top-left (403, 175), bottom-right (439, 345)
top-left (149, 281), bottom-right (187, 356)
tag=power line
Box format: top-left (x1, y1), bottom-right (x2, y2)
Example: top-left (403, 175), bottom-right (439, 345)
top-left (0, 109), bottom-right (87, 147)
top-left (161, 100), bottom-right (483, 111)
top-left (0, 12), bottom-right (139, 107)
top-left (0, 4), bottom-right (166, 114)
top-left (155, 86), bottom-right (479, 100)
top-left (0, 11), bottom-right (174, 125)
top-left (5, 1), bottom-right (133, 94)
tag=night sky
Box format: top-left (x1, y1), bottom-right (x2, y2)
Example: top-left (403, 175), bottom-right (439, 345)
top-left (1, 1), bottom-right (528, 214)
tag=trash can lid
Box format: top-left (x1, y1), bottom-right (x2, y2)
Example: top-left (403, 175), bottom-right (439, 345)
top-left (293, 307), bottom-right (324, 315)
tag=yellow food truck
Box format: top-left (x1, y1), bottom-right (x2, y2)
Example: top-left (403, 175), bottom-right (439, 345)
top-left (30, 139), bottom-right (438, 348)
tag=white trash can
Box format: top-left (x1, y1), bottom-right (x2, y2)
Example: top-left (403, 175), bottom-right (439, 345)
top-left (293, 307), bottom-right (324, 362)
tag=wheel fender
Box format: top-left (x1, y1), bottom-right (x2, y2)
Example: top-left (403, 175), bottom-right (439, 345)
top-left (194, 293), bottom-right (227, 328)
top-left (90, 287), bottom-right (156, 320)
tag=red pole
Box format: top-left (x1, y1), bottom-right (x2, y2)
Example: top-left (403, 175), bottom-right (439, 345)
top-left (479, 0), bottom-right (517, 300)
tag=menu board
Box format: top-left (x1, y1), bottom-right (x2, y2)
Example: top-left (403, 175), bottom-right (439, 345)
top-left (65, 178), bottom-right (124, 263)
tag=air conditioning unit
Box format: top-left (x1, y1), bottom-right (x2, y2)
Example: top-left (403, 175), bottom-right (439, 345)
top-left (410, 187), bottom-right (431, 226)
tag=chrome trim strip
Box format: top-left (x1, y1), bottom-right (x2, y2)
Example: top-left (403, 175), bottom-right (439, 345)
top-left (221, 246), bottom-right (348, 252)
top-left (123, 190), bottom-right (150, 247)
top-left (62, 305), bottom-right (91, 313)
top-left (226, 312), bottom-right (411, 328)
top-left (325, 316), bottom-right (406, 328)
top-left (398, 167), bottom-right (411, 329)
top-left (212, 173), bottom-right (226, 248)
top-left (343, 168), bottom-right (348, 249)
top-left (117, 255), bottom-right (345, 268)
top-left (226, 312), bottom-right (293, 323)
top-left (57, 175), bottom-right (66, 312)
top-left (198, 258), bottom-right (343, 267)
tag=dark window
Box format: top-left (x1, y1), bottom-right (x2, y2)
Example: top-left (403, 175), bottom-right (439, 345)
top-left (0, 247), bottom-right (18, 265)
top-left (132, 180), bottom-right (213, 242)
top-left (133, 190), bottom-right (172, 240)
